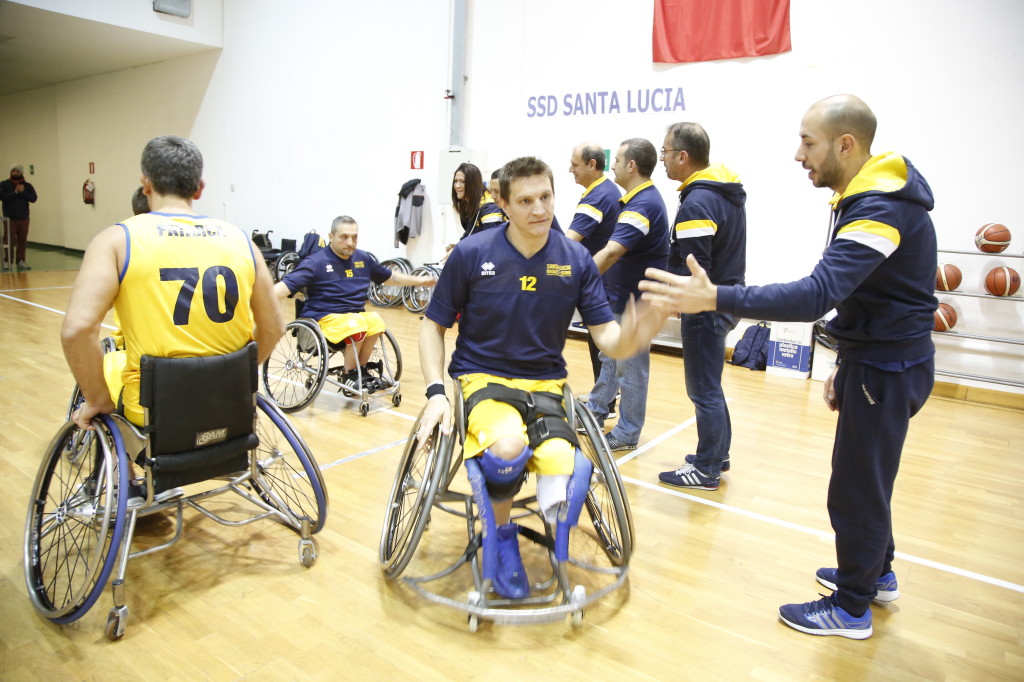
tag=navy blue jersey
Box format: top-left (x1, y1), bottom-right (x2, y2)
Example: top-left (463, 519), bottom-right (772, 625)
top-left (568, 175), bottom-right (622, 255)
top-left (282, 247), bottom-right (392, 319)
top-left (427, 225), bottom-right (614, 379)
top-left (607, 180), bottom-right (670, 313)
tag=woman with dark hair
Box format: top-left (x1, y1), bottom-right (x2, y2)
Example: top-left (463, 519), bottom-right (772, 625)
top-left (451, 162), bottom-right (504, 241)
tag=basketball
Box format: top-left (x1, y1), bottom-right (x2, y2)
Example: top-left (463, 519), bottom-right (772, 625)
top-left (984, 266), bottom-right (1021, 296)
top-left (975, 223), bottom-right (1012, 253)
top-left (933, 303), bottom-right (957, 331)
top-left (935, 263), bottom-right (962, 291)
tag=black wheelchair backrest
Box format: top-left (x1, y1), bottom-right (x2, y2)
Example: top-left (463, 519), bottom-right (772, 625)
top-left (139, 343), bottom-right (259, 489)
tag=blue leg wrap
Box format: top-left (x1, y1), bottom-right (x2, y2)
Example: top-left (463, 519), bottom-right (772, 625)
top-left (479, 445), bottom-right (532, 500)
top-left (464, 457), bottom-right (497, 585)
top-left (555, 449), bottom-right (593, 563)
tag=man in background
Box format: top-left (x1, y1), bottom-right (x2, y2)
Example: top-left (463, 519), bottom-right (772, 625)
top-left (587, 138), bottom-right (669, 451)
top-left (568, 141), bottom-right (622, 417)
top-left (1, 164), bottom-right (38, 270)
top-left (656, 122), bottom-right (747, 491)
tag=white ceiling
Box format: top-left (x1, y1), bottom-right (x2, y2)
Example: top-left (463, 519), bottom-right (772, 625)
top-left (0, 2), bottom-right (218, 97)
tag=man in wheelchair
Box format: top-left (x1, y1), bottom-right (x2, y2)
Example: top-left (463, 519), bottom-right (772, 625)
top-left (60, 135), bottom-right (285, 483)
top-left (274, 215), bottom-right (434, 391)
top-left (417, 156), bottom-right (659, 598)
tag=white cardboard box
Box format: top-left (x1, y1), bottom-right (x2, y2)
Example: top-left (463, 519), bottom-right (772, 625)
top-left (810, 339), bottom-right (838, 382)
top-left (766, 321), bottom-right (813, 380)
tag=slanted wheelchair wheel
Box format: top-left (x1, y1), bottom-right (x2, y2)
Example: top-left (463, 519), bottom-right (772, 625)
top-left (250, 395), bottom-right (329, 534)
top-left (574, 402), bottom-right (634, 566)
top-left (379, 407), bottom-right (451, 579)
top-left (367, 329), bottom-right (403, 387)
top-left (262, 319), bottom-right (329, 413)
top-left (274, 252), bottom-right (301, 283)
top-left (24, 416), bottom-right (128, 623)
top-left (402, 265), bottom-right (440, 314)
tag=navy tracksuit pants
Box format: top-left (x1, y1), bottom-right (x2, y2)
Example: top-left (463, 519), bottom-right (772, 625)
top-left (828, 357), bottom-right (934, 616)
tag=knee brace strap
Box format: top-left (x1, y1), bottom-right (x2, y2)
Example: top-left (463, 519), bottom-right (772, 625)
top-left (480, 445), bottom-right (531, 500)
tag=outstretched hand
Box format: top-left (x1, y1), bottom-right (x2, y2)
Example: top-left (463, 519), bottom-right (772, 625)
top-left (638, 254), bottom-right (718, 315)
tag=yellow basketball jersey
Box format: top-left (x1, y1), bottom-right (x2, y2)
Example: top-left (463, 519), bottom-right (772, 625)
top-left (114, 212), bottom-right (258, 423)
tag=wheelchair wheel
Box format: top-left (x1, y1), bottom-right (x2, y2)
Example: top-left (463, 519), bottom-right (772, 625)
top-left (574, 402), bottom-right (634, 566)
top-left (250, 395), bottom-right (329, 534)
top-left (402, 265), bottom-right (439, 314)
top-left (367, 329), bottom-right (403, 388)
top-left (262, 319), bottom-right (329, 413)
top-left (370, 259), bottom-right (412, 308)
top-left (24, 416), bottom-right (128, 623)
top-left (273, 252), bottom-right (301, 283)
top-left (379, 407), bottom-right (451, 579)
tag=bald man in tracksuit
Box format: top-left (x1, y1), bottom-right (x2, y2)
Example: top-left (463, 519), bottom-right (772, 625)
top-left (640, 95), bottom-right (937, 639)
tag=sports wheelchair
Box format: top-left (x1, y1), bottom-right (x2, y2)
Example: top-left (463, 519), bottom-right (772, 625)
top-left (24, 343), bottom-right (328, 641)
top-left (252, 229), bottom-right (300, 283)
top-left (262, 306), bottom-right (402, 416)
top-left (379, 384), bottom-right (632, 630)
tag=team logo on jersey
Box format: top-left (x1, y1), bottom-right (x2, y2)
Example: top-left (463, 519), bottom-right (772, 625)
top-left (480, 262), bottom-right (496, 276)
top-left (545, 263), bottom-right (572, 277)
top-left (354, 260), bottom-right (364, 268)
top-left (326, 264), bottom-right (335, 273)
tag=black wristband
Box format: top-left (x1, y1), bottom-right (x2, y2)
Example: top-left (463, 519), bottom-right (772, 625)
top-left (425, 383), bottom-right (447, 399)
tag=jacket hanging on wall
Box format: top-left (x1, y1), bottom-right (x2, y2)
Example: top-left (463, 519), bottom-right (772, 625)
top-left (394, 178), bottom-right (426, 247)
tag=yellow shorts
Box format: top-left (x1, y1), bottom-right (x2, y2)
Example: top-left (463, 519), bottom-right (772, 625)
top-left (101, 349), bottom-right (145, 425)
top-left (459, 373), bottom-right (574, 476)
top-left (317, 312), bottom-right (385, 345)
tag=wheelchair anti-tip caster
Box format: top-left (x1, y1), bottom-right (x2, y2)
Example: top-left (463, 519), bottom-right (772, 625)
top-left (392, 392), bottom-right (402, 407)
top-left (359, 402), bottom-right (369, 417)
top-left (467, 590), bottom-right (483, 633)
top-left (570, 584), bottom-right (586, 627)
top-left (105, 605), bottom-right (128, 641)
top-left (299, 538), bottom-right (318, 567)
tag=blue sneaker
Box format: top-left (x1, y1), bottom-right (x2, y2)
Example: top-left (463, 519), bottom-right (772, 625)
top-left (816, 568), bottom-right (900, 602)
top-left (685, 454), bottom-right (730, 472)
top-left (658, 463), bottom-right (719, 490)
top-left (493, 523), bottom-right (529, 599)
top-left (778, 594), bottom-right (873, 639)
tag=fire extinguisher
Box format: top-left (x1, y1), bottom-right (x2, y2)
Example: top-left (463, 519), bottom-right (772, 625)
top-left (83, 179), bottom-right (95, 205)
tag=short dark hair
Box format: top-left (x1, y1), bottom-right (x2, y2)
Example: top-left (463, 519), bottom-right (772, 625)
top-left (131, 186), bottom-right (149, 215)
top-left (666, 122), bottom-right (711, 167)
top-left (620, 138), bottom-right (657, 178)
top-left (580, 144), bottom-right (606, 172)
top-left (490, 169), bottom-right (500, 180)
top-left (498, 156), bottom-right (554, 203)
top-left (330, 215), bottom-right (358, 234)
top-left (140, 135), bottom-right (202, 198)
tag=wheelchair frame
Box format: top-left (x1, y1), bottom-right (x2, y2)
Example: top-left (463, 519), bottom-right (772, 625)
top-left (379, 385), bottom-right (632, 630)
top-left (252, 229), bottom-right (300, 283)
top-left (25, 365), bottom-right (328, 641)
top-left (262, 317), bottom-right (402, 416)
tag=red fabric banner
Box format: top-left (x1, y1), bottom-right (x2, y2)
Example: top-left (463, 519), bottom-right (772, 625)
top-left (653, 0), bottom-right (791, 64)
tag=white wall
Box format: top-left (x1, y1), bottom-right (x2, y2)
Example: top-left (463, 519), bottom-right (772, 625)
top-left (189, 0), bottom-right (452, 266)
top-left (463, 0), bottom-right (1024, 393)
top-left (13, 0), bottom-right (223, 46)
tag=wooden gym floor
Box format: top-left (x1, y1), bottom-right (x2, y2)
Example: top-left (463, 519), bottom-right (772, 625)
top-left (0, 269), bottom-right (1021, 681)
